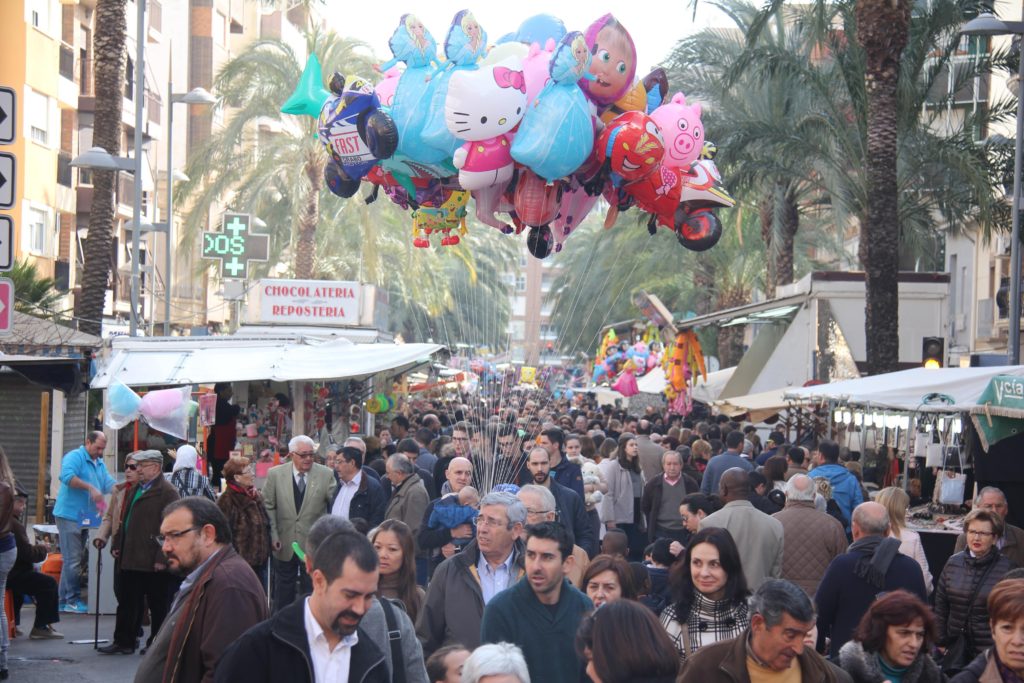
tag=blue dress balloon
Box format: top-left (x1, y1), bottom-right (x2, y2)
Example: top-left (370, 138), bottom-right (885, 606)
top-left (420, 10), bottom-right (489, 161)
top-left (511, 31), bottom-right (595, 182)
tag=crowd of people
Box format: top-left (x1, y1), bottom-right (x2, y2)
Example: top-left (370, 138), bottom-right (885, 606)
top-left (3, 393), bottom-right (1021, 682)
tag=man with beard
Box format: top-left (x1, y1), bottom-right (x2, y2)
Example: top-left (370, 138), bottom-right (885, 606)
top-left (522, 447), bottom-right (595, 557)
top-left (215, 529), bottom-right (388, 683)
top-left (134, 497), bottom-right (266, 683)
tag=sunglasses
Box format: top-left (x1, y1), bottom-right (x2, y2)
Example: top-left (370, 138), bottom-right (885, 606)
top-left (125, 464), bottom-right (138, 471)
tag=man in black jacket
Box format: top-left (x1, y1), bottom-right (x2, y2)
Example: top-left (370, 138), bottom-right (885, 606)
top-left (215, 529), bottom-right (388, 683)
top-left (330, 446), bottom-right (386, 528)
top-left (522, 447), bottom-right (596, 557)
top-left (8, 487), bottom-right (62, 639)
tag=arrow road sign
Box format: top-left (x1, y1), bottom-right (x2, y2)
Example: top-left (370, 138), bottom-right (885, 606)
top-left (0, 277), bottom-right (12, 337)
top-left (0, 216), bottom-right (11, 271)
top-left (0, 88), bottom-right (13, 145)
top-left (0, 153), bottom-right (13, 210)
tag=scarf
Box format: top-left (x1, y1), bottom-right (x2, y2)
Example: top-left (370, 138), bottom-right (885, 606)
top-left (849, 535), bottom-right (902, 590)
top-left (998, 651), bottom-right (1024, 683)
top-left (172, 445), bottom-right (198, 473)
top-left (227, 481), bottom-right (258, 500)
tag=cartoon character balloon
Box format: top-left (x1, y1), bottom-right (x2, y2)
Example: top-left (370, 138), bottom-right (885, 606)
top-left (581, 15), bottom-right (637, 108)
top-left (445, 57), bottom-right (528, 191)
top-left (420, 11), bottom-right (489, 160)
top-left (650, 93), bottom-right (704, 170)
top-left (511, 31), bottom-right (596, 182)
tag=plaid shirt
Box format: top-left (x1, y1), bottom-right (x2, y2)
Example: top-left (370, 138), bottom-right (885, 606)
top-left (166, 468), bottom-right (217, 501)
top-left (661, 591), bottom-right (749, 664)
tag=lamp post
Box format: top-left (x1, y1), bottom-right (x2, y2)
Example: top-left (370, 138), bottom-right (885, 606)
top-left (963, 13), bottom-right (1024, 364)
top-left (165, 62), bottom-right (216, 336)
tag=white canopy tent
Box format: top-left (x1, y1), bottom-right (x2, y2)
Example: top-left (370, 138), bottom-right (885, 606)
top-left (627, 367), bottom-right (737, 402)
top-left (91, 335), bottom-right (444, 388)
top-left (783, 366), bottom-right (1024, 412)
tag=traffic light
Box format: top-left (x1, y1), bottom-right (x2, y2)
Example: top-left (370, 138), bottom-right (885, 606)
top-left (922, 337), bottom-right (944, 369)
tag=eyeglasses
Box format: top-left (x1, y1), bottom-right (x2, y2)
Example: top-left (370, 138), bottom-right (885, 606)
top-left (525, 508), bottom-right (554, 516)
top-left (292, 451), bottom-right (315, 459)
top-left (154, 527), bottom-right (200, 545)
top-left (125, 464), bottom-right (138, 471)
top-left (967, 530), bottom-right (995, 538)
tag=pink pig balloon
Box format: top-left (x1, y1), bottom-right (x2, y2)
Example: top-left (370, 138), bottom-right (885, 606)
top-left (374, 67), bottom-right (402, 107)
top-left (650, 93), bottom-right (703, 170)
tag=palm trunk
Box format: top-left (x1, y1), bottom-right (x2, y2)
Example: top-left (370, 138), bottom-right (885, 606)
top-left (293, 150), bottom-right (324, 278)
top-left (717, 288), bottom-right (750, 367)
top-left (760, 195), bottom-right (776, 296)
top-left (73, 0), bottom-right (127, 335)
top-left (856, 0), bottom-right (909, 375)
top-left (776, 190), bottom-right (799, 288)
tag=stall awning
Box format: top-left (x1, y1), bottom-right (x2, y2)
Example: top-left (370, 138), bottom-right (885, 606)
top-left (784, 366), bottom-right (1024, 412)
top-left (91, 336), bottom-right (443, 388)
top-left (713, 388), bottom-right (799, 422)
top-left (675, 293), bottom-right (809, 331)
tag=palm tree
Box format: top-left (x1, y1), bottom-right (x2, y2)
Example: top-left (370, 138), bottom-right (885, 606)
top-left (8, 260), bottom-right (63, 317)
top-left (177, 23), bottom-right (374, 279)
top-left (73, 0), bottom-right (127, 335)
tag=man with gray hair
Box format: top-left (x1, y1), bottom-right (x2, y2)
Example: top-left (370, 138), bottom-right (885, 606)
top-left (262, 434), bottom-right (337, 613)
top-left (384, 453), bottom-right (429, 540)
top-left (461, 642), bottom-right (530, 683)
top-left (680, 579), bottom-right (851, 682)
top-left (815, 501), bottom-right (927, 658)
top-left (772, 474), bottom-right (847, 596)
top-left (417, 491), bottom-right (525, 656)
top-left (517, 484), bottom-right (590, 585)
top-left (953, 486), bottom-right (1024, 566)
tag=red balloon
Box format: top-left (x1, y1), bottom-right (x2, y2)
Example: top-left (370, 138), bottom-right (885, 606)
top-left (513, 168), bottom-right (562, 228)
top-left (594, 111), bottom-right (665, 183)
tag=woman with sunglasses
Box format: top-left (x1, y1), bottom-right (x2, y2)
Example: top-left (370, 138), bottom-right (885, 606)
top-left (94, 453), bottom-right (140, 552)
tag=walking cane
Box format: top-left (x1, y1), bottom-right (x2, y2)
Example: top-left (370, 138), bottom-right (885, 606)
top-left (93, 545), bottom-right (101, 649)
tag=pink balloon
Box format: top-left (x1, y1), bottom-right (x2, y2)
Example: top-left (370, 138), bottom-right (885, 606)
top-left (522, 40), bottom-right (556, 105)
top-left (375, 67), bottom-right (401, 108)
top-left (650, 92), bottom-right (704, 170)
top-left (551, 184), bottom-right (599, 250)
top-left (140, 388), bottom-right (185, 420)
top-left (471, 184), bottom-right (516, 234)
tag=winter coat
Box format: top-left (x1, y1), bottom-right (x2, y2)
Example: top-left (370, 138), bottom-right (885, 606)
top-left (385, 472), bottom-right (430, 540)
top-left (678, 628), bottom-right (853, 683)
top-left (113, 477), bottom-right (180, 572)
top-left (599, 459), bottom-right (643, 525)
top-left (951, 650), bottom-right (1004, 683)
top-left (415, 538), bottom-right (524, 657)
top-left (772, 500), bottom-right (848, 596)
top-left (839, 640), bottom-right (945, 683)
top-left (330, 471), bottom-right (387, 528)
top-left (641, 473), bottom-right (699, 542)
top-left (700, 500), bottom-right (784, 591)
top-left (96, 482), bottom-right (132, 545)
top-left (214, 598), bottom-right (387, 683)
top-left (955, 524), bottom-right (1024, 570)
top-left (935, 550), bottom-right (1016, 653)
top-left (217, 486), bottom-right (271, 568)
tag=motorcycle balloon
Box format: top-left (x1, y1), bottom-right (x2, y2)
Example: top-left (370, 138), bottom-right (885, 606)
top-left (675, 207), bottom-right (722, 252)
top-left (325, 161), bottom-right (361, 198)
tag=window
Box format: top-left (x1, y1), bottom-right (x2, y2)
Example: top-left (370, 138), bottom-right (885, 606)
top-left (27, 0), bottom-right (48, 30)
top-left (27, 207), bottom-right (48, 255)
top-left (27, 90), bottom-right (49, 145)
top-left (515, 274), bottom-right (526, 292)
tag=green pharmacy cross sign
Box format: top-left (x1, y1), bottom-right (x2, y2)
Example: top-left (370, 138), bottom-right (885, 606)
top-left (201, 213), bottom-right (269, 279)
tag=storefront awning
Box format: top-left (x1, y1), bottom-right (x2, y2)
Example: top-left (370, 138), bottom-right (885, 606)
top-left (91, 335), bottom-right (443, 388)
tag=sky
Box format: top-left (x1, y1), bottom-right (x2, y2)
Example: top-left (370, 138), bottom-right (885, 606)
top-left (323, 2), bottom-right (730, 76)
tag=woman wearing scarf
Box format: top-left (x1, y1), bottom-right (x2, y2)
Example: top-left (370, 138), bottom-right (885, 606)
top-left (167, 445), bottom-right (216, 500)
top-left (216, 456), bottom-right (271, 590)
top-left (953, 579), bottom-right (1024, 683)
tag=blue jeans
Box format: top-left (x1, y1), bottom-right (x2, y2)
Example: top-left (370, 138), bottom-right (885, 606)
top-left (56, 516), bottom-right (86, 604)
top-left (0, 545), bottom-right (16, 668)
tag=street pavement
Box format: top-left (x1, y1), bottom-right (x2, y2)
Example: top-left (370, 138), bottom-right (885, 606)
top-left (7, 608), bottom-right (141, 682)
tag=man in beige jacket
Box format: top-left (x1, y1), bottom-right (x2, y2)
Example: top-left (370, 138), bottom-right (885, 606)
top-left (262, 434), bottom-right (336, 613)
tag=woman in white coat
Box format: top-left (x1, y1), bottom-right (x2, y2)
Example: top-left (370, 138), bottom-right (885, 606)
top-left (876, 486), bottom-right (933, 591)
top-left (599, 433), bottom-right (645, 561)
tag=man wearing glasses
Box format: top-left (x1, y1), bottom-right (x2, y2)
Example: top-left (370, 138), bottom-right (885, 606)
top-left (263, 435), bottom-right (337, 613)
top-left (98, 450), bottom-right (180, 655)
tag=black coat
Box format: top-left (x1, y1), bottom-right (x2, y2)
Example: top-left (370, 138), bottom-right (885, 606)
top-left (935, 549), bottom-right (1016, 652)
top-left (214, 598), bottom-right (387, 683)
top-left (550, 479), bottom-right (597, 558)
top-left (331, 471), bottom-right (387, 528)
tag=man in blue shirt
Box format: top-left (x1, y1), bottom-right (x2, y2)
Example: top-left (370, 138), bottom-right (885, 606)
top-left (810, 439), bottom-right (863, 531)
top-left (53, 431), bottom-right (115, 613)
top-left (700, 430), bottom-right (754, 497)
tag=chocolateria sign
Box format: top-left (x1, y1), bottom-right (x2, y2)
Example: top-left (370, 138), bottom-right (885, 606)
top-left (252, 279), bottom-right (362, 325)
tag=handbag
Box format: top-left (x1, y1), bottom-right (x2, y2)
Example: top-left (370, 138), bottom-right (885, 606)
top-left (940, 559), bottom-right (998, 674)
top-left (937, 439), bottom-right (966, 506)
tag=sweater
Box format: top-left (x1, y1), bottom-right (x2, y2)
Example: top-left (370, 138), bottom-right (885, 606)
top-left (480, 577), bottom-right (593, 683)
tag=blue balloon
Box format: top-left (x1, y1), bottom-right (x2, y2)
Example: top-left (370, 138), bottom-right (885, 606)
top-left (511, 32), bottom-right (594, 181)
top-left (386, 16), bottom-right (449, 166)
top-left (504, 14), bottom-right (566, 46)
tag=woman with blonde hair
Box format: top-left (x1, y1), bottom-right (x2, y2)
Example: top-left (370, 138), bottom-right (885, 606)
top-left (876, 486), bottom-right (932, 590)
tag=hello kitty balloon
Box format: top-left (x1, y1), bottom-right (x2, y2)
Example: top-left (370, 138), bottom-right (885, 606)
top-left (650, 93), bottom-right (704, 170)
top-left (445, 57), bottom-right (528, 192)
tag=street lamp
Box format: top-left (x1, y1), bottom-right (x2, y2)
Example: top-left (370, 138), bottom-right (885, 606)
top-left (963, 12), bottom-right (1024, 364)
top-left (164, 76), bottom-right (216, 336)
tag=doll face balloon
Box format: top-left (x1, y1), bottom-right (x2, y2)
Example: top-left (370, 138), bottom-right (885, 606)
top-left (582, 14), bottom-right (637, 105)
top-left (650, 93), bottom-right (704, 169)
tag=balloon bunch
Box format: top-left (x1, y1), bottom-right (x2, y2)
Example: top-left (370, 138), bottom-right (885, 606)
top-left (282, 12), bottom-right (733, 257)
top-left (365, 393), bottom-right (395, 414)
top-left (105, 382), bottom-right (195, 440)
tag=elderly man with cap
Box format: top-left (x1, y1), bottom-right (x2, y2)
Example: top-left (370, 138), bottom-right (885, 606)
top-left (8, 484), bottom-right (62, 639)
top-left (99, 450), bottom-right (180, 655)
